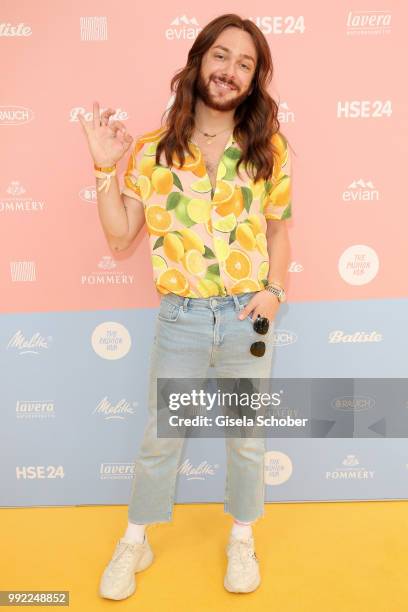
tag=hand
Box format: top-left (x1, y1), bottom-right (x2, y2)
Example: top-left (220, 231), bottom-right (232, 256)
top-left (238, 290), bottom-right (280, 323)
top-left (78, 101), bottom-right (134, 167)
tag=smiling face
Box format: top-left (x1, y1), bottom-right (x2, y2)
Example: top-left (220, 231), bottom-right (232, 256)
top-left (196, 26), bottom-right (257, 112)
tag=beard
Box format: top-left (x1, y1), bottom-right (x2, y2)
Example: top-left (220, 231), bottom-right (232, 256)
top-left (195, 72), bottom-right (250, 112)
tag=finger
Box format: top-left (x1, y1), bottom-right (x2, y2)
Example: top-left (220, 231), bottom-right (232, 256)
top-left (100, 108), bottom-right (115, 126)
top-left (238, 304), bottom-right (253, 320)
top-left (109, 120), bottom-right (127, 136)
top-left (93, 101), bottom-right (101, 129)
top-left (78, 113), bottom-right (89, 135)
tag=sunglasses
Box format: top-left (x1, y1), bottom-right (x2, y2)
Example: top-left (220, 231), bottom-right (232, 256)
top-left (250, 314), bottom-right (270, 357)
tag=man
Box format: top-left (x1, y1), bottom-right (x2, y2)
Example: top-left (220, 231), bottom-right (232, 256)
top-left (80, 12), bottom-right (292, 599)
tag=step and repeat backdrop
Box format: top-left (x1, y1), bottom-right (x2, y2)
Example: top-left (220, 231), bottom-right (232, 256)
top-left (1, 1), bottom-right (407, 509)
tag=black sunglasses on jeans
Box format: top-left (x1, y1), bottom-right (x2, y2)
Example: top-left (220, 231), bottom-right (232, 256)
top-left (250, 314), bottom-right (269, 357)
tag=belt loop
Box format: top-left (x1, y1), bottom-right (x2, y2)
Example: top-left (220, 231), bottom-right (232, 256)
top-left (232, 294), bottom-right (240, 312)
top-left (183, 297), bottom-right (189, 312)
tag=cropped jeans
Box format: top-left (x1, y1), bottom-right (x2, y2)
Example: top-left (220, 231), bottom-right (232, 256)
top-left (128, 290), bottom-right (275, 525)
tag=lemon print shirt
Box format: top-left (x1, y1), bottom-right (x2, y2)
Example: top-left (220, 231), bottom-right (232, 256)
top-left (120, 126), bottom-right (292, 298)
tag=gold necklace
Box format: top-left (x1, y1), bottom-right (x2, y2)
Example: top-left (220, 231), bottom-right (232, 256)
top-left (195, 125), bottom-right (233, 145)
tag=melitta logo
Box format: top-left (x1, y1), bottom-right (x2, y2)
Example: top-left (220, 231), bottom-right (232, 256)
top-left (272, 329), bottom-right (297, 347)
top-left (325, 454), bottom-right (375, 480)
top-left (346, 10), bottom-right (391, 36)
top-left (0, 106), bottom-right (34, 125)
top-left (0, 22), bottom-right (32, 37)
top-left (7, 331), bottom-right (51, 354)
top-left (342, 179), bottom-right (380, 203)
top-left (336, 99), bottom-right (392, 119)
top-left (328, 330), bottom-right (382, 343)
top-left (248, 16), bottom-right (306, 35)
top-left (177, 458), bottom-right (219, 480)
top-left (70, 107), bottom-right (128, 123)
top-left (93, 396), bottom-right (136, 419)
top-left (165, 15), bottom-right (201, 40)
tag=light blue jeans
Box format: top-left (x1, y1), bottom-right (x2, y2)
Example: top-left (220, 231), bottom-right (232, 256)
top-left (128, 291), bottom-right (275, 524)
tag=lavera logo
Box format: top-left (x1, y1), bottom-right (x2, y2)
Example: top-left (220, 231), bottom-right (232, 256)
top-left (100, 463), bottom-right (135, 480)
top-left (328, 331), bottom-right (382, 343)
top-left (346, 10), bottom-right (391, 36)
top-left (93, 396), bottom-right (137, 419)
top-left (342, 179), bottom-right (380, 203)
top-left (7, 331), bottom-right (51, 355)
top-left (0, 106), bottom-right (34, 125)
top-left (16, 400), bottom-right (56, 419)
top-left (177, 458), bottom-right (219, 480)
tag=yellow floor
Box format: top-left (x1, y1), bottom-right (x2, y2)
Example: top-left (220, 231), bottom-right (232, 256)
top-left (2, 501), bottom-right (408, 611)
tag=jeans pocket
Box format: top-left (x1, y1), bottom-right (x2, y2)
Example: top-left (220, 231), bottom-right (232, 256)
top-left (158, 299), bottom-right (182, 322)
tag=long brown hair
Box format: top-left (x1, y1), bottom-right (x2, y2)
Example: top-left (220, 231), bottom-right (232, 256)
top-left (155, 13), bottom-right (281, 183)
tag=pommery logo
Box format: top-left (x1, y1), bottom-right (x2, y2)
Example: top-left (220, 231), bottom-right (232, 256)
top-left (7, 331), bottom-right (52, 355)
top-left (325, 454), bottom-right (375, 480)
top-left (1, 181), bottom-right (45, 214)
top-left (165, 15), bottom-right (201, 40)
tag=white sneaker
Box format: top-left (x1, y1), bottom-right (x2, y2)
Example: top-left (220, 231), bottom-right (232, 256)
top-left (99, 534), bottom-right (154, 600)
top-left (224, 534), bottom-right (261, 593)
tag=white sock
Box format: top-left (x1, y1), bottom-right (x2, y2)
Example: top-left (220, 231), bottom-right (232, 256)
top-left (122, 521), bottom-right (146, 544)
top-left (231, 519), bottom-right (252, 540)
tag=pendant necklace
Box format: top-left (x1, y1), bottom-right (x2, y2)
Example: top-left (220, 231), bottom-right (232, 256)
top-left (195, 125), bottom-right (233, 145)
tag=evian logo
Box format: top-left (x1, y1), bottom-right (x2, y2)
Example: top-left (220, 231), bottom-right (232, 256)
top-left (93, 396), bottom-right (137, 419)
top-left (177, 458), bottom-right (219, 480)
top-left (81, 256), bottom-right (134, 286)
top-left (277, 101), bottom-right (295, 124)
top-left (338, 244), bottom-right (379, 285)
top-left (343, 179), bottom-right (380, 202)
top-left (1, 181), bottom-right (45, 214)
top-left (166, 15), bottom-right (201, 40)
top-left (7, 331), bottom-right (51, 355)
top-left (346, 10), bottom-right (391, 36)
top-left (326, 454), bottom-right (375, 480)
top-left (70, 107), bottom-right (128, 123)
top-left (328, 330), bottom-right (382, 343)
top-left (0, 106), bottom-right (34, 125)
top-left (272, 329), bottom-right (297, 347)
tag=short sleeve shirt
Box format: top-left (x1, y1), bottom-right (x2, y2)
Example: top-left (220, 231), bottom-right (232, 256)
top-left (120, 126), bottom-right (292, 298)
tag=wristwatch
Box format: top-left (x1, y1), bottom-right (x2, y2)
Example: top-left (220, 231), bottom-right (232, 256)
top-left (264, 282), bottom-right (286, 303)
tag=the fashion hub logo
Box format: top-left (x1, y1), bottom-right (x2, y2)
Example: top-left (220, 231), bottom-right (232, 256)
top-left (0, 181), bottom-right (45, 214)
top-left (81, 255), bottom-right (135, 287)
top-left (165, 15), bottom-right (201, 40)
top-left (345, 10), bottom-right (392, 36)
top-left (264, 451), bottom-right (293, 485)
top-left (248, 16), bottom-right (305, 35)
top-left (342, 179), bottom-right (380, 203)
top-left (0, 106), bottom-right (34, 125)
top-left (336, 100), bottom-right (392, 119)
top-left (93, 396), bottom-right (137, 420)
top-left (177, 458), bottom-right (220, 481)
top-left (325, 454), bottom-right (375, 480)
top-left (16, 400), bottom-right (56, 420)
top-left (99, 463), bottom-right (135, 480)
top-left (71, 107), bottom-right (129, 124)
top-left (91, 322), bottom-right (132, 360)
top-left (272, 330), bottom-right (298, 347)
top-left (0, 22), bottom-right (32, 37)
top-left (338, 244), bottom-right (379, 285)
top-left (16, 466), bottom-right (65, 479)
top-left (328, 330), bottom-right (382, 343)
top-left (6, 331), bottom-right (52, 355)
